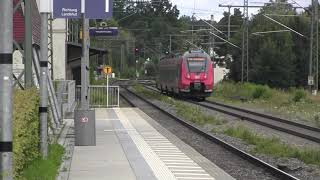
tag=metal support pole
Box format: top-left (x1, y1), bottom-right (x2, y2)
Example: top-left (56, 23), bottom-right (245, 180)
top-left (210, 15), bottom-right (215, 54)
top-left (169, 35), bottom-right (172, 53)
top-left (0, 0), bottom-right (13, 179)
top-left (241, 0), bottom-right (249, 82)
top-left (39, 12), bottom-right (49, 158)
top-left (309, 0), bottom-right (319, 95)
top-left (135, 57), bottom-right (138, 80)
top-left (24, 0), bottom-right (33, 88)
top-left (120, 44), bottom-right (124, 78)
top-left (81, 15), bottom-right (90, 110)
top-left (48, 15), bottom-right (54, 79)
top-left (192, 13), bottom-right (195, 44)
top-left (107, 75), bottom-right (109, 108)
top-left (228, 6), bottom-right (231, 40)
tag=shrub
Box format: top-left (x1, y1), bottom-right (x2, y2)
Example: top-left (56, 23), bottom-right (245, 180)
top-left (13, 89), bottom-right (40, 178)
top-left (292, 89), bottom-right (307, 102)
top-left (252, 85), bottom-right (272, 100)
top-left (21, 144), bottom-right (65, 180)
top-left (213, 82), bottom-right (273, 100)
top-left (315, 114), bottom-right (320, 128)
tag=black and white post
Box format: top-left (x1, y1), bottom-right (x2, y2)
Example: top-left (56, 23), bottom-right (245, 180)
top-left (39, 0), bottom-right (51, 158)
top-left (0, 0), bottom-right (13, 179)
top-left (81, 0), bottom-right (90, 110)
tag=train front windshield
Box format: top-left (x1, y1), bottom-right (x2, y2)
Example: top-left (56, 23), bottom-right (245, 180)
top-left (187, 58), bottom-right (207, 73)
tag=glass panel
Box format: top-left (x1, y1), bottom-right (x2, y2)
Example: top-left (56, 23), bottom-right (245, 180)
top-left (187, 60), bottom-right (206, 73)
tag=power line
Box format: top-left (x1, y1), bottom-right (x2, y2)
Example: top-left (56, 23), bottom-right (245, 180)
top-left (263, 15), bottom-right (306, 37)
top-left (209, 32), bottom-right (241, 49)
top-left (251, 30), bottom-right (291, 36)
top-left (194, 14), bottom-right (226, 36)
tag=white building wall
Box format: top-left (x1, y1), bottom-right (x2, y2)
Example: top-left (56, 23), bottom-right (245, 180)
top-left (214, 67), bottom-right (229, 85)
top-left (52, 19), bottom-right (67, 80)
top-left (12, 50), bottom-right (24, 82)
top-left (36, 0), bottom-right (67, 80)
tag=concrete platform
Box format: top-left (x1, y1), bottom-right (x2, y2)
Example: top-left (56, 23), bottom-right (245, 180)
top-left (69, 108), bottom-right (234, 180)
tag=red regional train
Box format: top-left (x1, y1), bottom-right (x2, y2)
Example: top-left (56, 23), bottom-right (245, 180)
top-left (156, 50), bottom-right (214, 100)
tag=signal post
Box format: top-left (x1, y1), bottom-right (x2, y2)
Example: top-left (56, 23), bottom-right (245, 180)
top-left (0, 1), bottom-right (13, 179)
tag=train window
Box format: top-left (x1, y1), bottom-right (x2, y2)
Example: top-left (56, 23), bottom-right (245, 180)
top-left (187, 59), bottom-right (207, 73)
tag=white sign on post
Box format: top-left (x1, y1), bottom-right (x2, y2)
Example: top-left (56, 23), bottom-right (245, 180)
top-left (81, 0), bottom-right (85, 13)
top-left (39, 0), bottom-right (52, 13)
top-left (106, 0), bottom-right (109, 12)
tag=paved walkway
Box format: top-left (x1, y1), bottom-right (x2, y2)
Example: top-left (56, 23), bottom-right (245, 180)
top-left (69, 108), bottom-right (234, 180)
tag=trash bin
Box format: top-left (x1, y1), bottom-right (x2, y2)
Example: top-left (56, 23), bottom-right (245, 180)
top-left (74, 109), bottom-right (96, 146)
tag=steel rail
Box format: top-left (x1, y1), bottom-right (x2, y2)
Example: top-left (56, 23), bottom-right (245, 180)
top-left (198, 100), bottom-right (320, 143)
top-left (120, 87), bottom-right (299, 180)
top-left (143, 84), bottom-right (320, 144)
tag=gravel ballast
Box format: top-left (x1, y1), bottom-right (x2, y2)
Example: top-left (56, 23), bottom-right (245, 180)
top-left (122, 89), bottom-right (284, 180)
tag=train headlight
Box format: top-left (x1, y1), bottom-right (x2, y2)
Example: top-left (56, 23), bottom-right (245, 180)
top-left (204, 73), bottom-right (208, 79)
top-left (186, 73), bottom-right (191, 79)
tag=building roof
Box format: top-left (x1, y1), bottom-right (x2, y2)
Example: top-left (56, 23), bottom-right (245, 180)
top-left (13, 0), bottom-right (41, 46)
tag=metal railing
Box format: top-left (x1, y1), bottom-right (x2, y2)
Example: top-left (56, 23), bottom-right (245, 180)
top-left (54, 80), bottom-right (76, 117)
top-left (76, 85), bottom-right (120, 108)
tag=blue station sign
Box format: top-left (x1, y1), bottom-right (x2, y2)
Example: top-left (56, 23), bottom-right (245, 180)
top-left (53, 0), bottom-right (113, 19)
top-left (53, 0), bottom-right (81, 18)
top-left (89, 27), bottom-right (119, 37)
top-left (86, 0), bottom-right (113, 19)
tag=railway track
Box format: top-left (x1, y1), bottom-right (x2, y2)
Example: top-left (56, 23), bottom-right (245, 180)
top-left (120, 87), bottom-right (299, 180)
top-left (143, 84), bottom-right (320, 144)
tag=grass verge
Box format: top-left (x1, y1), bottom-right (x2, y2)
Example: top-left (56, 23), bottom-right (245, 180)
top-left (134, 85), bottom-right (320, 166)
top-left (134, 85), bottom-right (320, 167)
top-left (133, 85), bottom-right (225, 126)
top-left (210, 82), bottom-right (320, 126)
top-left (224, 126), bottom-right (320, 166)
top-left (21, 144), bottom-right (65, 180)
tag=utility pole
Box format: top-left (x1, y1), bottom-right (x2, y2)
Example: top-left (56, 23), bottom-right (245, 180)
top-left (81, 15), bottom-right (90, 110)
top-left (120, 44), bottom-right (124, 78)
top-left (228, 6), bottom-right (231, 41)
top-left (169, 35), bottom-right (172, 53)
top-left (0, 0), bottom-right (13, 179)
top-left (48, 14), bottom-right (54, 79)
top-left (242, 0), bottom-right (249, 82)
top-left (24, 0), bottom-right (33, 88)
top-left (210, 15), bottom-right (215, 55)
top-left (158, 42), bottom-right (162, 62)
top-left (39, 0), bottom-right (51, 158)
top-left (309, 0), bottom-right (319, 95)
top-left (192, 13), bottom-right (195, 44)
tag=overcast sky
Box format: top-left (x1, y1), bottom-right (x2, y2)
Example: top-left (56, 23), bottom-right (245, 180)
top-left (170, 0), bottom-right (311, 21)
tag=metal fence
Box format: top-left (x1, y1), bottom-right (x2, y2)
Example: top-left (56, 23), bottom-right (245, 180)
top-left (76, 85), bottom-right (120, 108)
top-left (54, 80), bottom-right (76, 117)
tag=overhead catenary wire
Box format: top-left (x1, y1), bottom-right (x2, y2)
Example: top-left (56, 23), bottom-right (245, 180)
top-left (194, 14), bottom-right (226, 36)
top-left (185, 40), bottom-right (203, 50)
top-left (209, 32), bottom-right (241, 49)
top-left (263, 14), bottom-right (306, 37)
top-left (264, 14), bottom-right (301, 17)
top-left (251, 30), bottom-right (291, 36)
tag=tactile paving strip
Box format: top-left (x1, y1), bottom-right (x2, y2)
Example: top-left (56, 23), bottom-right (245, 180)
top-left (115, 108), bottom-right (215, 180)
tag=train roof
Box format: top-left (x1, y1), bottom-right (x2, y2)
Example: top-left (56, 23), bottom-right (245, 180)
top-left (183, 50), bottom-right (209, 57)
top-left (160, 50), bottom-right (210, 61)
